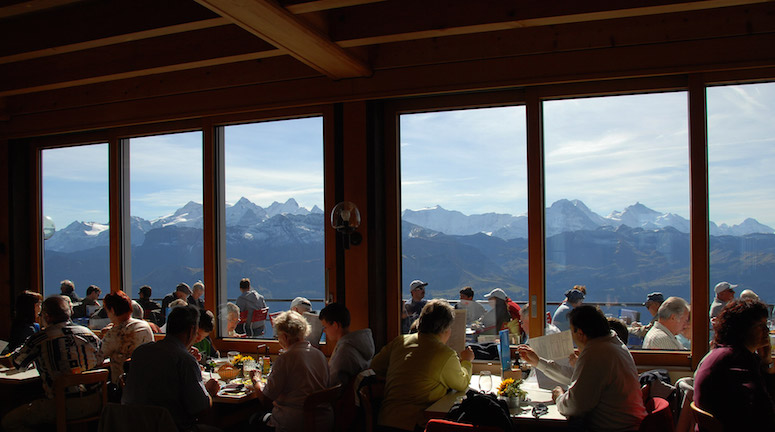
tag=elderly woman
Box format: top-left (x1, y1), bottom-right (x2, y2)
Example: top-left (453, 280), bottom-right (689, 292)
top-left (99, 290), bottom-right (154, 382)
top-left (249, 311), bottom-right (332, 432)
top-left (220, 302), bottom-right (242, 337)
top-left (371, 299), bottom-right (475, 431)
top-left (694, 298), bottom-right (775, 430)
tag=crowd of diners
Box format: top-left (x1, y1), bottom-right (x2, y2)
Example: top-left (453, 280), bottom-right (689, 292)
top-left (0, 278), bottom-right (773, 431)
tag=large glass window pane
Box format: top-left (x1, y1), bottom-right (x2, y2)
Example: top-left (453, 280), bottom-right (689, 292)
top-left (42, 144), bottom-right (110, 307)
top-left (129, 131), bottom-right (203, 328)
top-left (223, 117), bottom-right (324, 339)
top-left (708, 82), bottom-right (775, 323)
top-left (400, 106), bottom-right (528, 341)
top-left (543, 92), bottom-right (691, 350)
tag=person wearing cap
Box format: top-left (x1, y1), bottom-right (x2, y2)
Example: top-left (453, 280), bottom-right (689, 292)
top-left (709, 281), bottom-right (737, 319)
top-left (161, 283), bottom-right (192, 320)
top-left (628, 292), bottom-right (664, 339)
top-left (455, 286), bottom-right (486, 324)
top-left (553, 288), bottom-right (585, 332)
top-left (404, 280), bottom-right (428, 325)
top-left (484, 288), bottom-right (525, 338)
top-left (643, 297), bottom-right (690, 350)
top-left (290, 297), bottom-right (312, 314)
top-left (236, 277), bottom-right (268, 337)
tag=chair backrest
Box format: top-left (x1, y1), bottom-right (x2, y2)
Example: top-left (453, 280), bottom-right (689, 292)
top-left (674, 377), bottom-right (695, 432)
top-left (425, 419), bottom-right (505, 432)
top-left (358, 375), bottom-right (386, 432)
top-left (303, 384), bottom-right (342, 432)
top-left (239, 307), bottom-right (269, 323)
top-left (97, 403), bottom-right (177, 432)
top-left (54, 368), bottom-right (110, 432)
top-left (690, 402), bottom-right (723, 432)
top-left (639, 397), bottom-right (674, 432)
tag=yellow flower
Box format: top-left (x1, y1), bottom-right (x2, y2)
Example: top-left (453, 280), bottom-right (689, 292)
top-left (497, 377), bottom-right (526, 398)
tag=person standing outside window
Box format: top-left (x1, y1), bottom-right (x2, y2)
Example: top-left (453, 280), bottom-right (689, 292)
top-left (236, 278), bottom-right (267, 337)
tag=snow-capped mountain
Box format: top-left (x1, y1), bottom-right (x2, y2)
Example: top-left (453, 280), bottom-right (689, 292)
top-left (403, 199), bottom-right (773, 239)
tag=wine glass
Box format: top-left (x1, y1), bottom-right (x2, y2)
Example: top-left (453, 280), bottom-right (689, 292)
top-left (479, 370), bottom-right (492, 393)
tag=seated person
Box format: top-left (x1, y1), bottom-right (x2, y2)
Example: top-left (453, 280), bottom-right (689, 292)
top-left (455, 286), bottom-right (486, 325)
top-left (248, 311), bottom-right (332, 432)
top-left (188, 281), bottom-right (205, 309)
top-left (552, 288), bottom-right (585, 332)
top-left (73, 285), bottom-right (102, 318)
top-left (642, 296), bottom-right (690, 350)
top-left (319, 302), bottom-right (375, 387)
top-left (1, 290), bottom-right (42, 355)
top-left (290, 296), bottom-right (312, 314)
top-left (60, 279), bottom-right (81, 303)
top-left (525, 305), bottom-right (646, 431)
top-left (137, 285), bottom-right (164, 326)
top-left (694, 298), bottom-right (775, 429)
top-left (371, 299), bottom-right (475, 431)
top-left (628, 292), bottom-right (663, 339)
top-left (192, 309), bottom-right (218, 361)
top-left (99, 290), bottom-right (154, 383)
top-left (1, 296), bottom-right (103, 432)
top-left (161, 283), bottom-right (192, 320)
top-left (607, 316), bottom-right (629, 346)
top-left (474, 289), bottom-right (512, 335)
top-left (122, 305), bottom-right (220, 431)
top-left (159, 299), bottom-right (189, 333)
top-left (220, 302), bottom-right (242, 337)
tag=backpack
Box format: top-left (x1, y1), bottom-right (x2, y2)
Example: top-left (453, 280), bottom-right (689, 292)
top-left (446, 389), bottom-right (513, 431)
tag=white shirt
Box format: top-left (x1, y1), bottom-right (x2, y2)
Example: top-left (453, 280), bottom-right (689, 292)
top-left (261, 340), bottom-right (332, 432)
top-left (642, 321), bottom-right (685, 350)
top-left (455, 300), bottom-right (486, 324)
top-left (544, 332), bottom-right (647, 432)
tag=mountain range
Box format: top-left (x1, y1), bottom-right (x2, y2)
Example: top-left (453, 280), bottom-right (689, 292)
top-left (43, 198), bottom-right (775, 304)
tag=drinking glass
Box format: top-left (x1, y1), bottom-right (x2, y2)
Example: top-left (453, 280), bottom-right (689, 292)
top-left (479, 370), bottom-right (492, 393)
top-left (242, 359), bottom-right (256, 375)
top-left (227, 351), bottom-right (239, 364)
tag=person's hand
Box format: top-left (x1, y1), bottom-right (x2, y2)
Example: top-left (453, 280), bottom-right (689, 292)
top-left (551, 386), bottom-right (565, 403)
top-left (516, 345), bottom-right (539, 367)
top-left (189, 346), bottom-right (202, 362)
top-left (460, 346), bottom-right (474, 362)
top-left (247, 369), bottom-right (263, 389)
top-left (568, 352), bottom-right (579, 368)
top-left (204, 378), bottom-right (220, 397)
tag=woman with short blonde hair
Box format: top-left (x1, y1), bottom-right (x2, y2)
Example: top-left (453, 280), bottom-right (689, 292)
top-left (249, 311), bottom-right (331, 432)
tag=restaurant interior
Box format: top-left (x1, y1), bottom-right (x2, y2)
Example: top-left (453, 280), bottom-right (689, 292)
top-left (1, 0), bottom-right (774, 430)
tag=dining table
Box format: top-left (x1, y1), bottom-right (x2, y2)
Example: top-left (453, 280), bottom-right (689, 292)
top-left (425, 371), bottom-right (569, 431)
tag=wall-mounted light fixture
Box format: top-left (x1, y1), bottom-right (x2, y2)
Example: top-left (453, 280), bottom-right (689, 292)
top-left (43, 216), bottom-right (56, 240)
top-left (330, 201), bottom-right (362, 249)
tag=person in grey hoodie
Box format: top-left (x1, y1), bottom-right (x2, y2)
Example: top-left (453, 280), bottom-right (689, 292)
top-left (319, 302), bottom-right (375, 387)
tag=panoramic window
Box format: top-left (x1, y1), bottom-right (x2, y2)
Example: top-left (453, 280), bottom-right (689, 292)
top-left (129, 131), bottom-right (204, 330)
top-left (708, 82), bottom-right (775, 324)
top-left (41, 144), bottom-right (110, 311)
top-left (222, 117), bottom-right (324, 340)
top-left (399, 106), bottom-right (528, 342)
top-left (543, 92), bottom-right (691, 350)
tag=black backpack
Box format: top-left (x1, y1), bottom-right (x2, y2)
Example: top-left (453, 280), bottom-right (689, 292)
top-left (446, 389), bottom-right (513, 431)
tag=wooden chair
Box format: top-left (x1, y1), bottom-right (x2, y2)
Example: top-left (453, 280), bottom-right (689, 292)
top-left (54, 369), bottom-right (110, 432)
top-left (690, 402), bottom-right (723, 432)
top-left (638, 397), bottom-right (674, 432)
top-left (303, 384), bottom-right (342, 432)
top-left (358, 375), bottom-right (386, 432)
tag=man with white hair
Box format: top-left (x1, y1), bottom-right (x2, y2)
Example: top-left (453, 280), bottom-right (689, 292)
top-left (188, 281), bottom-right (205, 309)
top-left (642, 297), bottom-right (690, 350)
top-left (709, 281), bottom-right (736, 319)
top-left (290, 296), bottom-right (312, 314)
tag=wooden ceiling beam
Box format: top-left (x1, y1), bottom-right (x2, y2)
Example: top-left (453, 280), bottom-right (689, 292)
top-left (6, 2), bottom-right (774, 111)
top-left (0, 26), bottom-right (279, 97)
top-left (283, 0), bottom-right (386, 14)
top-left (4, 32), bottom-right (775, 139)
top-left (194, 0), bottom-right (371, 79)
top-left (0, 0), bottom-right (85, 19)
top-left (329, 0), bottom-right (773, 46)
top-left (0, 0), bottom-right (221, 57)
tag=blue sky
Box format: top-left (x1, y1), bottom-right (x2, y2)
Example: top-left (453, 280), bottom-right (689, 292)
top-left (42, 83), bottom-right (775, 230)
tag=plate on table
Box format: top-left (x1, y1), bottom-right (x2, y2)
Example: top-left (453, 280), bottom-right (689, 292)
top-left (217, 383), bottom-right (252, 398)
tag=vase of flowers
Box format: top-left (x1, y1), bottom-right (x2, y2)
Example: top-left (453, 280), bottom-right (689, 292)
top-left (231, 354), bottom-right (254, 377)
top-left (497, 378), bottom-right (527, 409)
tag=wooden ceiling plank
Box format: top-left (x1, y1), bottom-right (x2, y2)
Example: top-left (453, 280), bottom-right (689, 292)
top-left (284, 0), bottom-right (386, 14)
top-left (0, 18), bottom-right (230, 65)
top-left (0, 0), bottom-right (85, 19)
top-left (329, 0), bottom-right (773, 45)
top-left (0, 0), bottom-right (220, 57)
top-left (195, 0), bottom-right (371, 79)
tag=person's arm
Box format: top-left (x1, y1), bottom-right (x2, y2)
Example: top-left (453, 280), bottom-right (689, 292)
top-left (440, 347), bottom-right (474, 392)
top-left (519, 344), bottom-right (573, 385)
top-left (181, 357), bottom-right (213, 413)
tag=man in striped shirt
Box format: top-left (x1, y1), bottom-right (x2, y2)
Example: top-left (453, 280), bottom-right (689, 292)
top-left (1, 295), bottom-right (103, 432)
